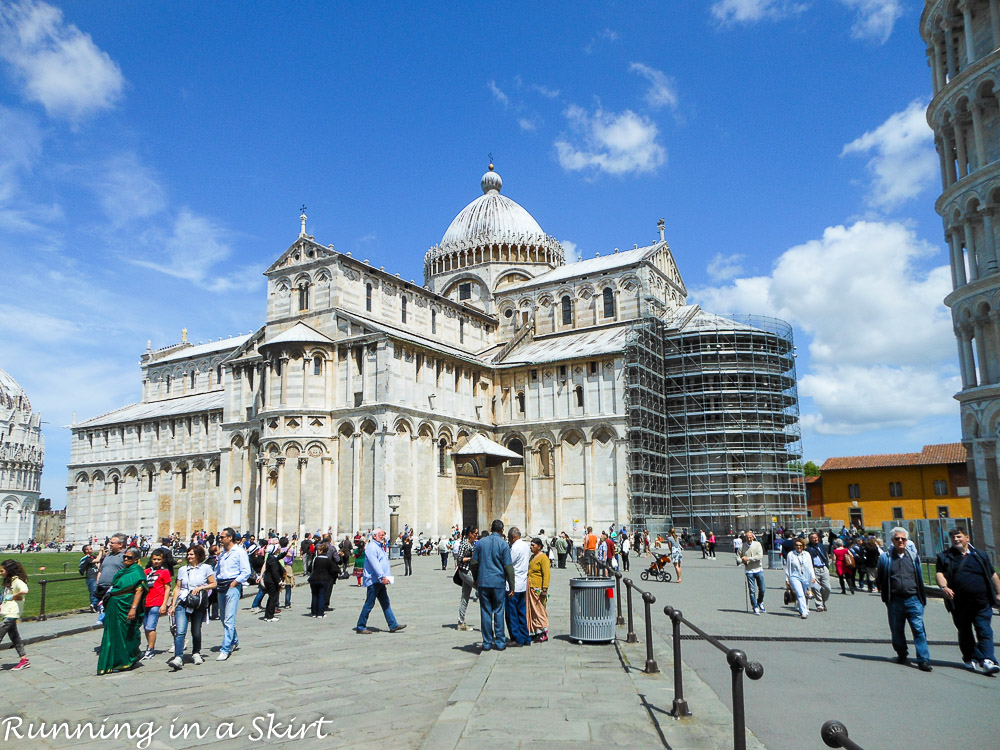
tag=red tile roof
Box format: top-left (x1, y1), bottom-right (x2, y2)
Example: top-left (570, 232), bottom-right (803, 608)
top-left (820, 443), bottom-right (966, 471)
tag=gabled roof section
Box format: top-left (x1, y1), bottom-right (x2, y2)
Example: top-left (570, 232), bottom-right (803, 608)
top-left (453, 433), bottom-right (521, 459)
top-left (265, 236), bottom-right (337, 275)
top-left (262, 321), bottom-right (334, 348)
top-left (502, 240), bottom-right (686, 296)
top-left (821, 443), bottom-right (967, 471)
top-left (74, 391), bottom-right (224, 429)
top-left (152, 334), bottom-right (251, 364)
top-left (498, 324), bottom-right (632, 366)
top-left (333, 308), bottom-right (485, 364)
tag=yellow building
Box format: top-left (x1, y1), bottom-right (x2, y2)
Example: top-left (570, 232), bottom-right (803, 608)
top-left (812, 444), bottom-right (971, 530)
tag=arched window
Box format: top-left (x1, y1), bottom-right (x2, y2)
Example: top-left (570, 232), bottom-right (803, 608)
top-left (603, 287), bottom-right (615, 318)
top-left (575, 385), bottom-right (584, 408)
top-left (459, 319), bottom-right (464, 343)
top-left (561, 295), bottom-right (573, 326)
top-left (313, 356), bottom-right (322, 376)
top-left (180, 468), bottom-right (187, 490)
top-left (190, 370), bottom-right (196, 388)
top-left (506, 438), bottom-right (524, 467)
top-left (516, 391), bottom-right (525, 413)
top-left (431, 309), bottom-right (437, 334)
top-left (366, 283), bottom-right (372, 312)
top-left (438, 438), bottom-right (448, 474)
top-left (401, 295), bottom-right (407, 323)
top-left (298, 282), bottom-right (310, 311)
top-left (216, 364), bottom-right (223, 383)
top-left (166, 375), bottom-right (171, 393)
top-left (147, 472), bottom-right (153, 492)
top-left (113, 477), bottom-right (120, 495)
top-left (538, 443), bottom-right (552, 476)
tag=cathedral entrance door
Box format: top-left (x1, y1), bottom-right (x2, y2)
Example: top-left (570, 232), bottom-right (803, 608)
top-left (462, 489), bottom-right (478, 532)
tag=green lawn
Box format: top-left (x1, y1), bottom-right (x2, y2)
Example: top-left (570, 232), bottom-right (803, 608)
top-left (6, 551), bottom-right (320, 620)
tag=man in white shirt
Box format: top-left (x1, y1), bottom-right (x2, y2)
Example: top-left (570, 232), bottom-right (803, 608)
top-left (505, 526), bottom-right (532, 646)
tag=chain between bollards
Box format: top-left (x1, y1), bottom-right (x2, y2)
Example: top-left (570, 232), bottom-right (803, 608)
top-left (642, 590), bottom-right (658, 673)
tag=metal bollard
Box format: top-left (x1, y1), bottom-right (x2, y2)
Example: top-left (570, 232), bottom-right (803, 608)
top-left (642, 591), bottom-right (658, 673)
top-left (39, 579), bottom-right (47, 621)
top-left (821, 721), bottom-right (865, 750)
top-left (624, 578), bottom-right (638, 643)
top-left (664, 606), bottom-right (689, 716)
top-left (615, 572), bottom-right (624, 625)
top-left (728, 649), bottom-right (748, 750)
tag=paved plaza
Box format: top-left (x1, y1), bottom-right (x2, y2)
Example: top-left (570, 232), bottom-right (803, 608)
top-left (1, 552), bottom-right (996, 749)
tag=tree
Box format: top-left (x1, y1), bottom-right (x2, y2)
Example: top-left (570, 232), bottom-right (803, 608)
top-left (803, 461), bottom-right (820, 477)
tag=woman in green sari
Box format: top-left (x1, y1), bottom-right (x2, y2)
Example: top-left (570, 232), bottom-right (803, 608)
top-left (97, 547), bottom-right (148, 675)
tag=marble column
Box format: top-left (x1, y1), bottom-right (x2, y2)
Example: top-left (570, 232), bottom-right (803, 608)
top-left (975, 319), bottom-right (992, 384)
top-left (961, 2), bottom-right (976, 66)
top-left (298, 456), bottom-right (308, 539)
top-left (981, 206), bottom-right (998, 274)
top-left (944, 20), bottom-right (958, 78)
top-left (972, 101), bottom-right (988, 171)
top-left (274, 457), bottom-right (285, 535)
top-left (950, 229), bottom-right (968, 286)
top-left (966, 221), bottom-right (980, 281)
top-left (954, 119), bottom-right (969, 178)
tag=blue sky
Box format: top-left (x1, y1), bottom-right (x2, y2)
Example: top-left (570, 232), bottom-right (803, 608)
top-left (0, 0), bottom-right (957, 509)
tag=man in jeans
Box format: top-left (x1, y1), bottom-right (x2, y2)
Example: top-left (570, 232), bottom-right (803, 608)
top-left (355, 528), bottom-right (406, 634)
top-left (876, 527), bottom-right (932, 672)
top-left (472, 519), bottom-right (515, 651)
top-left (214, 527), bottom-right (251, 661)
top-left (935, 526), bottom-right (1000, 674)
top-left (740, 530), bottom-right (766, 615)
top-left (79, 545), bottom-right (99, 611)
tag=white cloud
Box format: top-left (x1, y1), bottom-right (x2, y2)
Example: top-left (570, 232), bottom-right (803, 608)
top-left (555, 105), bottom-right (666, 176)
top-left (93, 154), bottom-right (168, 223)
top-left (488, 80), bottom-right (510, 108)
top-left (0, 104), bottom-right (45, 232)
top-left (0, 0), bottom-right (124, 120)
top-left (706, 252), bottom-right (746, 282)
top-left (710, 0), bottom-right (808, 24)
top-left (628, 62), bottom-right (679, 111)
top-left (129, 208), bottom-right (262, 293)
top-left (838, 0), bottom-right (903, 44)
top-left (693, 221), bottom-right (956, 434)
top-left (531, 84), bottom-right (560, 99)
top-left (841, 99), bottom-right (937, 212)
top-left (561, 240), bottom-right (582, 264)
top-left (518, 117), bottom-right (538, 132)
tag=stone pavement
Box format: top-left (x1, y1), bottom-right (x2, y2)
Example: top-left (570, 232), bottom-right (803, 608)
top-left (1, 555), bottom-right (693, 750)
top-left (6, 550), bottom-right (992, 749)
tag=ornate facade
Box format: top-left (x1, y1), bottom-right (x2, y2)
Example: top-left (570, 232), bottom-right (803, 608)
top-left (66, 165), bottom-right (800, 542)
top-left (923, 0), bottom-right (1000, 557)
top-left (0, 369), bottom-right (44, 546)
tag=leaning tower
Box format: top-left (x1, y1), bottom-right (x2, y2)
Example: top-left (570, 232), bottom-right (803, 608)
top-left (922, 0), bottom-right (1000, 557)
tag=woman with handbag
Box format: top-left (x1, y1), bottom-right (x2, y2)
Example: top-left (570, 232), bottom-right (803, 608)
top-left (667, 529), bottom-right (684, 583)
top-left (455, 528), bottom-right (476, 631)
top-left (97, 547), bottom-right (149, 675)
top-left (166, 546), bottom-right (217, 670)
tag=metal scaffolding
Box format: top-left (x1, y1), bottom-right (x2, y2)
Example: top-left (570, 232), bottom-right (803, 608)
top-left (624, 309), bottom-right (807, 535)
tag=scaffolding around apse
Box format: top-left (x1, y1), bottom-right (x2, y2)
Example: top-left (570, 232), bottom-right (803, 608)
top-left (624, 308), bottom-right (807, 536)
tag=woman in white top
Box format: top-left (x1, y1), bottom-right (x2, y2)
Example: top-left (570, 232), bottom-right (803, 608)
top-left (785, 538), bottom-right (816, 619)
top-left (166, 546), bottom-right (216, 670)
top-left (667, 529), bottom-right (684, 583)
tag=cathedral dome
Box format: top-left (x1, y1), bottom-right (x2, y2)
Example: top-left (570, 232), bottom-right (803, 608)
top-left (440, 165), bottom-right (546, 245)
top-left (0, 369), bottom-right (30, 412)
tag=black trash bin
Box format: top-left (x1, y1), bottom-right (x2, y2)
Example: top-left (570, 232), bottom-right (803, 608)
top-left (569, 577), bottom-right (616, 643)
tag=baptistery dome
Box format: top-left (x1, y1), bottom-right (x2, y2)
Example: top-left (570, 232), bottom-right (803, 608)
top-left (440, 165), bottom-right (546, 245)
top-left (0, 368), bottom-right (30, 411)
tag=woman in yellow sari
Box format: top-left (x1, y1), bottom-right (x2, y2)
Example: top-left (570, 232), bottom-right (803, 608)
top-left (97, 547), bottom-right (148, 674)
top-left (526, 537), bottom-right (551, 643)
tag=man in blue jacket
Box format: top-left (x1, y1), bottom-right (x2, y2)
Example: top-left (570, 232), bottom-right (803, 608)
top-left (876, 527), bottom-right (932, 671)
top-left (472, 519), bottom-right (516, 651)
top-left (356, 528), bottom-right (406, 634)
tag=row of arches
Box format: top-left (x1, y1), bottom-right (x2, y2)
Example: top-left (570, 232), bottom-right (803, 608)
top-left (934, 81), bottom-right (1000, 194)
top-left (424, 238), bottom-right (565, 277)
top-left (945, 182), bottom-right (1000, 287)
top-left (924, 0), bottom-right (1000, 93)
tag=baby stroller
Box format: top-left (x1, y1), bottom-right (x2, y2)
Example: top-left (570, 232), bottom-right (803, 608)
top-left (640, 553), bottom-right (673, 582)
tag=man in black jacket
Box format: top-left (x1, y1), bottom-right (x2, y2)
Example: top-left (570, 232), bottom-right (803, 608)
top-left (262, 541), bottom-right (285, 622)
top-left (935, 527), bottom-right (1000, 674)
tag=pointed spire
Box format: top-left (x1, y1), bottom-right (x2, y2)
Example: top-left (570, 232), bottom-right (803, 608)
top-left (299, 204), bottom-right (308, 237)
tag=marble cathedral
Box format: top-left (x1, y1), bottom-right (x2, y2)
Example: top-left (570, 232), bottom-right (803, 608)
top-left (66, 165), bottom-right (691, 542)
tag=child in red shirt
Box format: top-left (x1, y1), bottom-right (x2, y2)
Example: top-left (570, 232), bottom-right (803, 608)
top-left (141, 549), bottom-right (172, 660)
